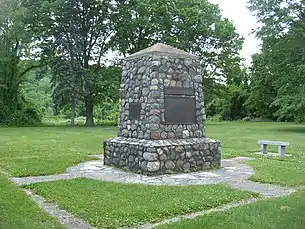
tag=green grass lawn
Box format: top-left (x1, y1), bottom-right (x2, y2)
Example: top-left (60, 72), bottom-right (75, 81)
top-left (207, 122), bottom-right (305, 186)
top-left (0, 122), bottom-right (305, 228)
top-left (25, 179), bottom-right (258, 228)
top-left (157, 189), bottom-right (305, 229)
top-left (0, 174), bottom-right (65, 229)
top-left (0, 126), bottom-right (115, 176)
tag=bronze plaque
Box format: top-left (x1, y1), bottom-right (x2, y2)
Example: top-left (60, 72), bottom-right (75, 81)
top-left (165, 96), bottom-right (196, 124)
top-left (164, 87), bottom-right (195, 96)
top-left (129, 103), bottom-right (140, 120)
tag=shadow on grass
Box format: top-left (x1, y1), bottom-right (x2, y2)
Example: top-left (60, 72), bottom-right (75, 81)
top-left (274, 126), bottom-right (305, 133)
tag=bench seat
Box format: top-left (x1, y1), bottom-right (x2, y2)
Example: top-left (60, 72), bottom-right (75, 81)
top-left (258, 140), bottom-right (289, 156)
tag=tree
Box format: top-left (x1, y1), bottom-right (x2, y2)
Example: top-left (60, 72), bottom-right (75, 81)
top-left (24, 0), bottom-right (112, 126)
top-left (0, 0), bottom-right (41, 125)
top-left (248, 0), bottom-right (305, 121)
top-left (112, 0), bottom-right (244, 102)
top-left (246, 53), bottom-right (278, 120)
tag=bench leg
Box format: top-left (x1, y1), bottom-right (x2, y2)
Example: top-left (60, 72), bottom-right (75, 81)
top-left (261, 144), bottom-right (268, 154)
top-left (278, 145), bottom-right (286, 156)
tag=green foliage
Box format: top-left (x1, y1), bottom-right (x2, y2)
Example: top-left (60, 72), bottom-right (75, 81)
top-left (0, 102), bottom-right (41, 126)
top-left (206, 68), bottom-right (250, 121)
top-left (25, 179), bottom-right (257, 228)
top-left (20, 68), bottom-right (54, 119)
top-left (113, 0), bottom-right (244, 99)
top-left (248, 0), bottom-right (305, 122)
top-left (0, 0), bottom-right (41, 126)
top-left (24, 0), bottom-right (113, 126)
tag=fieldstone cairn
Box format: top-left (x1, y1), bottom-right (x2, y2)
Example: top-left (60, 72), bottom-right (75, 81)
top-left (104, 43), bottom-right (221, 175)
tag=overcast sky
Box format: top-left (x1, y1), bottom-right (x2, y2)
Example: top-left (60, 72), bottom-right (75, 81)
top-left (209, 0), bottom-right (261, 64)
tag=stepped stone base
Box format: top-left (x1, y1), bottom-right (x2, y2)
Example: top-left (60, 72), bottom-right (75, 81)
top-left (104, 137), bottom-right (221, 176)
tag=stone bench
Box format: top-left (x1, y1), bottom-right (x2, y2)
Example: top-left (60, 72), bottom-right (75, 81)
top-left (258, 140), bottom-right (289, 156)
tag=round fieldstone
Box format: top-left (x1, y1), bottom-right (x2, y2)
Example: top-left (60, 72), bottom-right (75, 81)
top-left (183, 130), bottom-right (190, 138)
top-left (150, 116), bottom-right (161, 124)
top-left (164, 79), bottom-right (170, 87)
top-left (176, 146), bottom-right (184, 153)
top-left (183, 81), bottom-right (190, 88)
top-left (150, 124), bottom-right (160, 131)
top-left (157, 148), bottom-right (164, 155)
top-left (151, 131), bottom-right (161, 140)
top-left (195, 130), bottom-right (203, 138)
top-left (141, 161), bottom-right (148, 171)
top-left (170, 80), bottom-right (177, 87)
top-left (176, 159), bottom-right (184, 168)
top-left (143, 152), bottom-right (158, 161)
top-left (152, 60), bottom-right (160, 66)
top-left (122, 129), bottom-right (129, 137)
top-left (128, 155), bottom-right (135, 162)
top-left (150, 85), bottom-right (159, 91)
top-left (186, 152), bottom-right (192, 159)
top-left (165, 160), bottom-right (175, 170)
top-left (183, 162), bottom-right (191, 170)
top-left (184, 58), bottom-right (192, 67)
top-left (138, 66), bottom-right (146, 74)
top-left (147, 161), bottom-right (161, 172)
top-left (161, 132), bottom-right (168, 139)
top-left (151, 79), bottom-right (158, 85)
top-left (159, 64), bottom-right (168, 72)
top-left (132, 131), bottom-right (137, 138)
top-left (194, 75), bottom-right (202, 83)
top-left (172, 73), bottom-right (182, 81)
top-left (159, 154), bottom-right (167, 161)
top-left (142, 87), bottom-right (150, 96)
top-left (180, 152), bottom-right (186, 160)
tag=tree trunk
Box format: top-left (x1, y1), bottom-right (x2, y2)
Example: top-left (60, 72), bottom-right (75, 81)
top-left (71, 95), bottom-right (76, 127)
top-left (85, 94), bottom-right (94, 126)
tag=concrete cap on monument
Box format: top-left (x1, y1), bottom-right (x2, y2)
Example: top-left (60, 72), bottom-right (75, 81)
top-left (124, 43), bottom-right (200, 60)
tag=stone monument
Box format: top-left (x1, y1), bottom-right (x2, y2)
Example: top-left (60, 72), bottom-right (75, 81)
top-left (104, 43), bottom-right (221, 175)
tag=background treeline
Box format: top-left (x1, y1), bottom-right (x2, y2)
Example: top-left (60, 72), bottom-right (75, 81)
top-left (1, 0), bottom-right (304, 126)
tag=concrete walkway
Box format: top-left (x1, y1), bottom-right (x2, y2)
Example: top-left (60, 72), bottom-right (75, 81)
top-left (10, 156), bottom-right (296, 229)
top-left (11, 156), bottom-right (295, 198)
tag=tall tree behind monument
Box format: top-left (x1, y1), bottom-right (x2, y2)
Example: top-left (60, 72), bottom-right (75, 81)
top-left (112, 0), bottom-right (244, 102)
top-left (0, 0), bottom-right (41, 125)
top-left (248, 0), bottom-right (305, 121)
top-left (23, 0), bottom-right (112, 126)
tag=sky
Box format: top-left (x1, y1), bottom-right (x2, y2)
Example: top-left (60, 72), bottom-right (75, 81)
top-left (209, 0), bottom-right (261, 64)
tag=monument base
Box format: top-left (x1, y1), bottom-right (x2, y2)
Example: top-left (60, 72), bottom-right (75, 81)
top-left (104, 137), bottom-right (221, 176)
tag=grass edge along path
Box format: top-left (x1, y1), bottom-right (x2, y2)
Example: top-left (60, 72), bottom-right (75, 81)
top-left (0, 174), bottom-right (65, 229)
top-left (157, 189), bottom-right (305, 229)
top-left (25, 178), bottom-right (259, 228)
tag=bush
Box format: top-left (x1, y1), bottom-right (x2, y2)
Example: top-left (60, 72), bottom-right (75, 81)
top-left (96, 119), bottom-right (118, 126)
top-left (242, 116), bottom-right (252, 122)
top-left (10, 107), bottom-right (41, 126)
top-left (206, 114), bottom-right (223, 122)
top-left (0, 104), bottom-right (41, 126)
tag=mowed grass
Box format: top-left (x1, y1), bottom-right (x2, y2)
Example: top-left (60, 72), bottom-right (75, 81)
top-left (207, 122), bottom-right (305, 186)
top-left (0, 174), bottom-right (65, 229)
top-left (25, 178), bottom-right (258, 228)
top-left (157, 189), bottom-right (305, 229)
top-left (0, 127), bottom-right (115, 177)
top-left (0, 122), bottom-right (305, 228)
top-left (0, 122), bottom-right (305, 186)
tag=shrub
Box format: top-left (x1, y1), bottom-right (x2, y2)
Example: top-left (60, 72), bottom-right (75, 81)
top-left (242, 116), bottom-right (252, 122)
top-left (206, 114), bottom-right (222, 122)
top-left (0, 104), bottom-right (41, 126)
